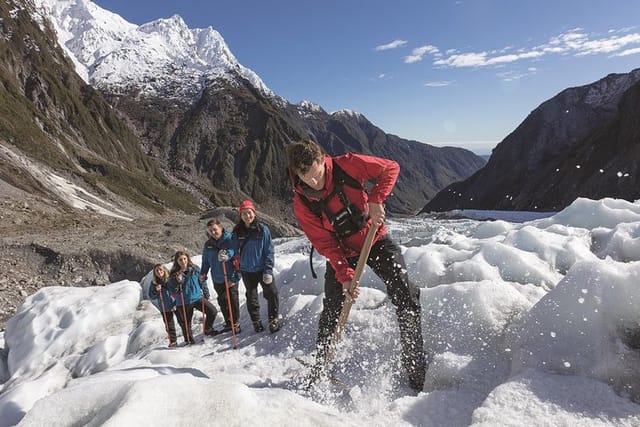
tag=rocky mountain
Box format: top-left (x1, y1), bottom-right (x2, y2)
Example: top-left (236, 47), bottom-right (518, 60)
top-left (30, 0), bottom-right (484, 220)
top-left (0, 0), bottom-right (202, 220)
top-left (423, 68), bottom-right (640, 213)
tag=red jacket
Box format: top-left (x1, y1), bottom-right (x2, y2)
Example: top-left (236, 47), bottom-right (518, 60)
top-left (290, 153), bottom-right (400, 283)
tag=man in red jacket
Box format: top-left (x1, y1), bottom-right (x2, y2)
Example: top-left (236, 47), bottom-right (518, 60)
top-left (286, 139), bottom-right (426, 392)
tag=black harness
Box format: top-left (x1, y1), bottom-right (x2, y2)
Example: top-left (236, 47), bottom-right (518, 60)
top-left (297, 160), bottom-right (369, 278)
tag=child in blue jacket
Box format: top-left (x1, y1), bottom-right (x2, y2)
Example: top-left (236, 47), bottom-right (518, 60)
top-left (149, 264), bottom-right (177, 347)
top-left (167, 251), bottom-right (219, 344)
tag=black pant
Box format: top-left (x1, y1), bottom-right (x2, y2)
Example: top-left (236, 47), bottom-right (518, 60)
top-left (316, 236), bottom-right (426, 390)
top-left (214, 281), bottom-right (240, 326)
top-left (241, 271), bottom-right (279, 321)
top-left (160, 310), bottom-right (177, 343)
top-left (176, 298), bottom-right (218, 342)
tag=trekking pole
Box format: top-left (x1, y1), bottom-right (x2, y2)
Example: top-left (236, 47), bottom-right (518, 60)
top-left (157, 288), bottom-right (172, 345)
top-left (222, 260), bottom-right (239, 349)
top-left (179, 277), bottom-right (191, 344)
top-left (324, 224), bottom-right (380, 366)
top-left (201, 280), bottom-right (206, 337)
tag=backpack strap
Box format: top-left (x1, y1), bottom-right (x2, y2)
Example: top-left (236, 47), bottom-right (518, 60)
top-left (298, 192), bottom-right (323, 217)
top-left (332, 160), bottom-right (363, 191)
top-left (309, 246), bottom-right (317, 279)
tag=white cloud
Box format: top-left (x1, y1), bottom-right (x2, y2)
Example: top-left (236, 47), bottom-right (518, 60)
top-left (575, 33), bottom-right (640, 56)
top-left (496, 68), bottom-right (538, 82)
top-left (615, 46), bottom-right (640, 57)
top-left (433, 51), bottom-right (488, 67)
top-left (426, 28), bottom-right (640, 69)
top-left (372, 73), bottom-right (392, 81)
top-left (374, 39), bottom-right (407, 51)
top-left (424, 80), bottom-right (453, 87)
top-left (403, 45), bottom-right (439, 63)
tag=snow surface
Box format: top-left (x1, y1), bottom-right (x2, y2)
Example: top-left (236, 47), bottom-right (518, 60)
top-left (32, 0), bottom-right (274, 100)
top-left (1, 197), bottom-right (640, 426)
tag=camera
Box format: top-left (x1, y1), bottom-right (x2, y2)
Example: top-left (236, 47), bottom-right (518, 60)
top-left (331, 204), bottom-right (367, 238)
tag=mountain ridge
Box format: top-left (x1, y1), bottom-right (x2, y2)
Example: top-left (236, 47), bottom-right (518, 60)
top-left (423, 68), bottom-right (640, 213)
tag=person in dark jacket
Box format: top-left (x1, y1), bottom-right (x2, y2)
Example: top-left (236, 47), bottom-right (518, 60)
top-left (200, 218), bottom-right (241, 334)
top-left (231, 200), bottom-right (280, 333)
top-left (167, 250), bottom-right (219, 344)
top-left (149, 263), bottom-right (177, 347)
top-left (286, 139), bottom-right (427, 392)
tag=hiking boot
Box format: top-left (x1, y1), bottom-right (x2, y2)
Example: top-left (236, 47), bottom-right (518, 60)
top-left (168, 341), bottom-right (177, 348)
top-left (223, 322), bottom-right (242, 333)
top-left (205, 328), bottom-right (223, 336)
top-left (268, 318), bottom-right (281, 334)
top-left (253, 320), bottom-right (264, 333)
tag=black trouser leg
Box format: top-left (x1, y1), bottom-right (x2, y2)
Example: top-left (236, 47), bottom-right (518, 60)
top-left (163, 310), bottom-right (177, 343)
top-left (315, 259), bottom-right (353, 364)
top-left (193, 298), bottom-right (218, 330)
top-left (242, 272), bottom-right (261, 321)
top-left (314, 236), bottom-right (426, 390)
top-left (261, 279), bottom-right (280, 321)
top-left (176, 304), bottom-right (194, 343)
top-left (367, 236), bottom-right (426, 391)
top-left (214, 281), bottom-right (240, 326)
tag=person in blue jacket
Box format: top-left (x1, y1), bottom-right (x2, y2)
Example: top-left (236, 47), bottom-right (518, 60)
top-left (200, 218), bottom-right (241, 334)
top-left (232, 200), bottom-right (280, 333)
top-left (149, 264), bottom-right (177, 347)
top-left (167, 250), bottom-right (219, 344)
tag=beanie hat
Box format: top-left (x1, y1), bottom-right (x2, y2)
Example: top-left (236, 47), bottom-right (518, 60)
top-left (238, 200), bottom-right (256, 213)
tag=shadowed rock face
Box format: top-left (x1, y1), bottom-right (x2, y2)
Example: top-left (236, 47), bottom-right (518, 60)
top-left (108, 76), bottom-right (485, 220)
top-left (0, 0), bottom-right (203, 218)
top-left (422, 69), bottom-right (640, 213)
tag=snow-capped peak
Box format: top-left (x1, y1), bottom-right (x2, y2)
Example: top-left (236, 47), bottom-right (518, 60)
top-left (32, 0), bottom-right (273, 100)
top-left (332, 109), bottom-right (364, 119)
top-left (298, 100), bottom-right (324, 112)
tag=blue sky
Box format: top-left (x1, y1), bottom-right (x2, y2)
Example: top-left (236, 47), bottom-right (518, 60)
top-left (92, 0), bottom-right (640, 155)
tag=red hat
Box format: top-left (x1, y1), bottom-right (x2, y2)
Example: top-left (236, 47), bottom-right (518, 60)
top-left (238, 200), bottom-right (256, 213)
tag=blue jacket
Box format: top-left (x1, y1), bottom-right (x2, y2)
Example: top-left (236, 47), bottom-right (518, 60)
top-left (232, 221), bottom-right (274, 275)
top-left (167, 266), bottom-right (206, 306)
top-left (149, 281), bottom-right (175, 312)
top-left (201, 231), bottom-right (239, 284)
